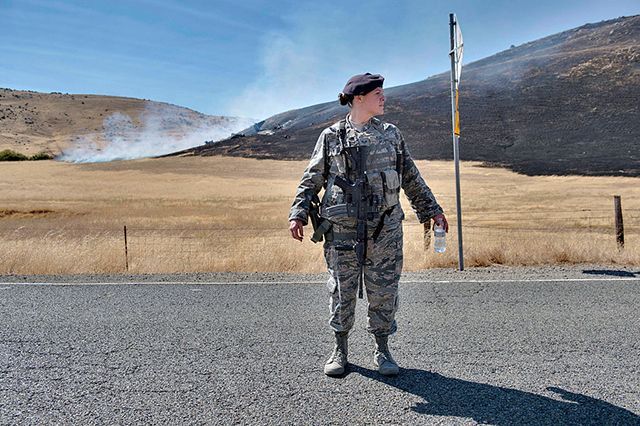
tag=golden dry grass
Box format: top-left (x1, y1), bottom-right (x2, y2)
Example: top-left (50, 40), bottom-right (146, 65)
top-left (0, 156), bottom-right (638, 274)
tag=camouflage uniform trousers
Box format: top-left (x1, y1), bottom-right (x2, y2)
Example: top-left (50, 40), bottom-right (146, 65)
top-left (324, 219), bottom-right (403, 336)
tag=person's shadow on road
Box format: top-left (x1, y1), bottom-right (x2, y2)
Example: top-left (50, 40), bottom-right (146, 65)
top-left (582, 269), bottom-right (638, 277)
top-left (349, 365), bottom-right (640, 425)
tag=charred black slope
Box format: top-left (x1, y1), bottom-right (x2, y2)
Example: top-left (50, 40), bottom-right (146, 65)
top-left (183, 15), bottom-right (640, 176)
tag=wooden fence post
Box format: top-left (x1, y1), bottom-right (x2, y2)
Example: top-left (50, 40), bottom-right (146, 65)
top-left (124, 225), bottom-right (129, 271)
top-left (614, 195), bottom-right (624, 249)
top-left (423, 224), bottom-right (432, 252)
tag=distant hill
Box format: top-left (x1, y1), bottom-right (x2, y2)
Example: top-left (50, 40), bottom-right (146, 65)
top-left (180, 15), bottom-right (640, 176)
top-left (0, 89), bottom-right (234, 156)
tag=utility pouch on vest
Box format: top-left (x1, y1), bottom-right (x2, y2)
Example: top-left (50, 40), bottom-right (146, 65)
top-left (382, 169), bottom-right (401, 207)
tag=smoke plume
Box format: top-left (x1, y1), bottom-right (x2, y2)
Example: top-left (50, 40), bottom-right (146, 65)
top-left (58, 103), bottom-right (254, 163)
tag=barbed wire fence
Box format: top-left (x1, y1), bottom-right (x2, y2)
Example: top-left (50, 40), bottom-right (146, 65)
top-left (0, 205), bottom-right (638, 272)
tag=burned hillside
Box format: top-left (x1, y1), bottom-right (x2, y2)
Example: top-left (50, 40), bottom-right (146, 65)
top-left (180, 15), bottom-right (640, 176)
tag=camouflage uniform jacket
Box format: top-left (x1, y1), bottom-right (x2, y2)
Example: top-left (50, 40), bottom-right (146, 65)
top-left (289, 115), bottom-right (443, 228)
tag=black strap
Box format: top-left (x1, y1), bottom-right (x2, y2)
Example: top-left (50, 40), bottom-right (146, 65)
top-left (309, 194), bottom-right (332, 243)
top-left (372, 206), bottom-right (395, 242)
top-left (338, 119), bottom-right (347, 151)
top-left (311, 219), bottom-right (332, 243)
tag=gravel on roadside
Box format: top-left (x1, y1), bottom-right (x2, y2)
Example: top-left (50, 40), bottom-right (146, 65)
top-left (1, 264), bottom-right (638, 284)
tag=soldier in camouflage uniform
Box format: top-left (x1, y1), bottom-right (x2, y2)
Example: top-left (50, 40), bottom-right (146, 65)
top-left (289, 73), bottom-right (448, 377)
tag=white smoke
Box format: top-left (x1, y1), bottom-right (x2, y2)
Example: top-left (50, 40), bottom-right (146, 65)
top-left (226, 32), bottom-right (332, 121)
top-left (58, 103), bottom-right (254, 163)
top-left (225, 4), bottom-right (443, 121)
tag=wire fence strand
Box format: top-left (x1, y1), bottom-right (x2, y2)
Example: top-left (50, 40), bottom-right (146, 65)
top-left (1, 207), bottom-right (637, 272)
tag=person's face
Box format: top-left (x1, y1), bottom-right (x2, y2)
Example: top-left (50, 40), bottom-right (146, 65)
top-left (356, 87), bottom-right (385, 116)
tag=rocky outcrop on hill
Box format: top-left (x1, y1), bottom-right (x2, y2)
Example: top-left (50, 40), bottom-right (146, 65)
top-left (181, 15), bottom-right (640, 176)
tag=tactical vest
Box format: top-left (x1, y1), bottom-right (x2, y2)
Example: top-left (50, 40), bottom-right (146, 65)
top-left (320, 119), bottom-right (403, 224)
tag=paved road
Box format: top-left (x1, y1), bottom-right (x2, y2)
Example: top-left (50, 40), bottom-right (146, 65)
top-left (1, 273), bottom-right (639, 425)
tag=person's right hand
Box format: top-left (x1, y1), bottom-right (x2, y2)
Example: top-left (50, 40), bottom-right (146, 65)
top-left (289, 219), bottom-right (304, 241)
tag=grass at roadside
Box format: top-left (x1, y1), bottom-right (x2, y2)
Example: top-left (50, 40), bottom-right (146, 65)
top-left (0, 156), bottom-right (638, 274)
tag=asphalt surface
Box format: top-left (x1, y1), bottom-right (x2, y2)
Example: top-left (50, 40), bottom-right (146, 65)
top-left (1, 267), bottom-right (639, 425)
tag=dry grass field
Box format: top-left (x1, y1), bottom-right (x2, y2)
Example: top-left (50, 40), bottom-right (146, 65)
top-left (0, 156), bottom-right (638, 274)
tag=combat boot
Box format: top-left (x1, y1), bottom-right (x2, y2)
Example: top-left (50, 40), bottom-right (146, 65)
top-left (324, 332), bottom-right (348, 376)
top-left (373, 335), bottom-right (399, 376)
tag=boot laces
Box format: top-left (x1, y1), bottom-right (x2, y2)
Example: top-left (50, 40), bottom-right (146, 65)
top-left (376, 348), bottom-right (393, 362)
top-left (375, 340), bottom-right (395, 364)
top-left (330, 345), bottom-right (347, 364)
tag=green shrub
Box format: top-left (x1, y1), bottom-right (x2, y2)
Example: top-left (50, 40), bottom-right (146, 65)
top-left (30, 152), bottom-right (54, 161)
top-left (0, 149), bottom-right (55, 161)
top-left (0, 149), bottom-right (28, 161)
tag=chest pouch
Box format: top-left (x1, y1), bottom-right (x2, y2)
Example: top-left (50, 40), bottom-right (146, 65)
top-left (382, 169), bottom-right (401, 207)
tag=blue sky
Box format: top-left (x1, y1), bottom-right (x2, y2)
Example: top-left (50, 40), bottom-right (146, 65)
top-left (1, 0), bottom-right (638, 119)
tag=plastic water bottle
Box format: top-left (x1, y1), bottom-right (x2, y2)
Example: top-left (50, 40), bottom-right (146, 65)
top-left (434, 224), bottom-right (446, 253)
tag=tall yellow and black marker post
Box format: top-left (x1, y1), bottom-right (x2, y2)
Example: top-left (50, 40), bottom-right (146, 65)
top-left (449, 13), bottom-right (465, 271)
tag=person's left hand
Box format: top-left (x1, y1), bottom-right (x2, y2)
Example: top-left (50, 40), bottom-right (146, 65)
top-left (432, 213), bottom-right (449, 232)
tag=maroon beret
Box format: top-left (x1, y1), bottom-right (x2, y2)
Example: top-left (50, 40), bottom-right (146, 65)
top-left (342, 73), bottom-right (384, 96)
